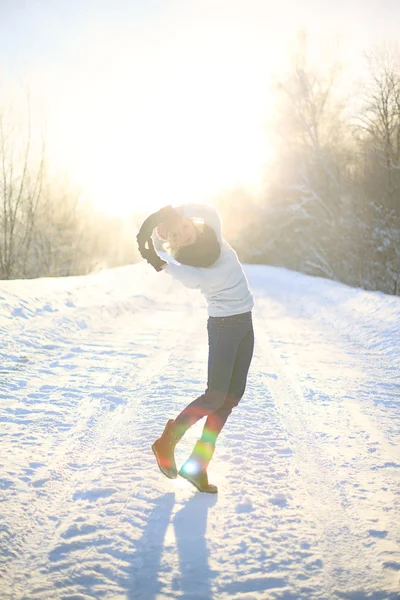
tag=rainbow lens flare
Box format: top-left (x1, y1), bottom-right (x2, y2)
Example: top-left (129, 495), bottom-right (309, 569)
top-left (182, 460), bottom-right (199, 475)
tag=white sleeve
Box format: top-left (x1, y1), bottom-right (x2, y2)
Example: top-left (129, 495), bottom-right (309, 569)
top-left (178, 203), bottom-right (222, 242)
top-left (150, 231), bottom-right (176, 264)
top-left (165, 262), bottom-right (202, 290)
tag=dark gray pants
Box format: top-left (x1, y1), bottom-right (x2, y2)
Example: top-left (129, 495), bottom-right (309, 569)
top-left (174, 311), bottom-right (254, 446)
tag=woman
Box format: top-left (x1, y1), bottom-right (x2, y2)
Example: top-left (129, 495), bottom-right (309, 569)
top-left (136, 204), bottom-right (254, 493)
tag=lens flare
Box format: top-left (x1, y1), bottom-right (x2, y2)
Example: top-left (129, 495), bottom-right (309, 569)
top-left (182, 460), bottom-right (199, 475)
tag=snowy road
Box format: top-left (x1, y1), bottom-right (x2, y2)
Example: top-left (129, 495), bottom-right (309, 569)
top-left (1, 264), bottom-right (399, 600)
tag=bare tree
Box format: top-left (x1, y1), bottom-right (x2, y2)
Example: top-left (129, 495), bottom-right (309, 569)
top-left (356, 45), bottom-right (400, 211)
top-left (0, 87), bottom-right (141, 280)
top-left (0, 94), bottom-right (45, 278)
top-left (30, 179), bottom-right (84, 277)
top-left (277, 32), bottom-right (344, 197)
top-left (255, 32), bottom-right (352, 280)
top-left (212, 35), bottom-right (399, 295)
top-left (351, 45), bottom-right (400, 293)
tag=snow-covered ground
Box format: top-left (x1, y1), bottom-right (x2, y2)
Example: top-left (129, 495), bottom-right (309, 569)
top-left (1, 264), bottom-right (399, 600)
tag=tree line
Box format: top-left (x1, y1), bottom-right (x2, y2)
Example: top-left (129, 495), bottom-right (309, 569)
top-left (0, 92), bottom-right (138, 280)
top-left (217, 38), bottom-right (400, 296)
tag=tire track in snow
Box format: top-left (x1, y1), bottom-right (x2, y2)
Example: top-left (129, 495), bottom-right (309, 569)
top-left (2, 298), bottom-right (201, 598)
top-left (253, 311), bottom-right (400, 599)
top-left (44, 315), bottom-right (210, 600)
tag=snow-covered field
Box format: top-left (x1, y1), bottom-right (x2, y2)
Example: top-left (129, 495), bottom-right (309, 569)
top-left (1, 264), bottom-right (399, 600)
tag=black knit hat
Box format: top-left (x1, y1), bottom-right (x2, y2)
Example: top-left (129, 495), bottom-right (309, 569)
top-left (175, 224), bottom-right (221, 267)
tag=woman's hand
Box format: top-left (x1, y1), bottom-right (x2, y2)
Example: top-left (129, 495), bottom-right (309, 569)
top-left (140, 244), bottom-right (167, 272)
top-left (137, 205), bottom-right (179, 248)
top-left (136, 228), bottom-right (167, 271)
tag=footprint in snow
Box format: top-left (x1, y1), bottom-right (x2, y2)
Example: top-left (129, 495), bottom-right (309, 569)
top-left (73, 488), bottom-right (117, 502)
top-left (373, 462), bottom-right (400, 470)
top-left (269, 493), bottom-right (288, 507)
top-left (383, 561), bottom-right (400, 571)
top-left (31, 478), bottom-right (51, 488)
top-left (0, 478), bottom-right (14, 490)
top-left (12, 307), bottom-right (30, 319)
top-left (36, 303), bottom-right (58, 314)
top-left (61, 523), bottom-right (97, 539)
top-left (276, 447), bottom-right (293, 456)
top-left (368, 529), bottom-right (388, 538)
top-left (236, 497), bottom-right (254, 513)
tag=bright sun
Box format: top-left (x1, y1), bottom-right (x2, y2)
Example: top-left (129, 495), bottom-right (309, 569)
top-left (43, 21), bottom-right (274, 217)
top-left (47, 79), bottom-right (271, 216)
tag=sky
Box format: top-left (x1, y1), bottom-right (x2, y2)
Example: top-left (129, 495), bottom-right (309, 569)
top-left (0, 0), bottom-right (399, 215)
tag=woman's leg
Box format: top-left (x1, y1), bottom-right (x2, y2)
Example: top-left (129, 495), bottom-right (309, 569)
top-left (152, 317), bottom-right (242, 481)
top-left (201, 326), bottom-right (254, 445)
top-left (173, 319), bottom-right (241, 438)
top-left (179, 315), bottom-right (254, 493)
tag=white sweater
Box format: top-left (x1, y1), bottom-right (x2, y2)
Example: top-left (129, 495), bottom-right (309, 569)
top-left (160, 204), bottom-right (254, 317)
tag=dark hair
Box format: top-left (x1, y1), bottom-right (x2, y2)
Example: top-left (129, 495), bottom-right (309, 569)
top-left (174, 224), bottom-right (221, 267)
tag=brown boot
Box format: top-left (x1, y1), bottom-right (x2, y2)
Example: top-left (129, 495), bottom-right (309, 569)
top-left (178, 440), bottom-right (218, 493)
top-left (152, 419), bottom-right (180, 479)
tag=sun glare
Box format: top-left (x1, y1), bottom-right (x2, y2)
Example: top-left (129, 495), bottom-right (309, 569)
top-left (46, 74), bottom-right (272, 216)
top-left (42, 18), bottom-right (275, 217)
top-left (6, 0), bottom-right (400, 219)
